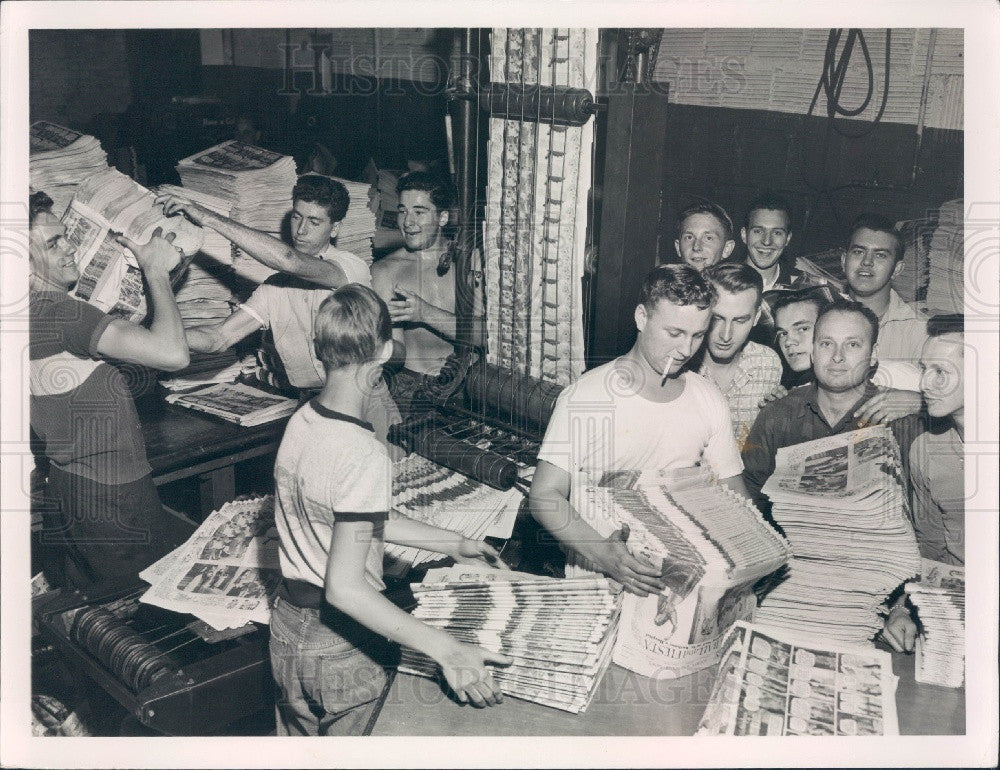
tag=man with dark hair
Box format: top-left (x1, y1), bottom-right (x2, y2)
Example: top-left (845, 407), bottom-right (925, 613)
top-left (841, 213), bottom-right (928, 401)
top-left (159, 177), bottom-right (398, 441)
top-left (697, 262), bottom-right (782, 449)
top-left (740, 193), bottom-right (800, 292)
top-left (673, 201), bottom-right (736, 271)
top-left (29, 189), bottom-right (190, 586)
top-left (769, 288), bottom-right (834, 387)
top-left (372, 170), bottom-right (483, 376)
top-left (529, 264), bottom-right (747, 596)
top-left (908, 313), bottom-right (965, 566)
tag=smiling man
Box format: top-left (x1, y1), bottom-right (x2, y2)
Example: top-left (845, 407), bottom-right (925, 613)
top-left (697, 262), bottom-right (782, 450)
top-left (673, 202), bottom-right (736, 271)
top-left (29, 190), bottom-right (189, 587)
top-left (371, 171), bottom-right (483, 378)
top-left (529, 264), bottom-right (746, 597)
top-left (740, 194), bottom-right (800, 292)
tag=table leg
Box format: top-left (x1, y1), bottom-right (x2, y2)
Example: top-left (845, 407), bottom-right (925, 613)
top-left (197, 466), bottom-right (236, 518)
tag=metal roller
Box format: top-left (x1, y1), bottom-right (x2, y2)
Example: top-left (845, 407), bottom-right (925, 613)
top-left (477, 83), bottom-right (600, 127)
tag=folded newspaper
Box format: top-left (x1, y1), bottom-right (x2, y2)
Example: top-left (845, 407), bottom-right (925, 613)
top-left (905, 558), bottom-right (965, 688)
top-left (63, 168), bottom-right (204, 322)
top-left (570, 467), bottom-right (791, 679)
top-left (30, 121), bottom-right (109, 217)
top-left (139, 496), bottom-right (280, 630)
top-left (399, 565), bottom-right (623, 713)
top-left (164, 381), bottom-right (298, 426)
top-left (696, 621), bottom-right (900, 736)
top-left (385, 454), bottom-right (525, 577)
top-left (756, 426), bottom-right (922, 645)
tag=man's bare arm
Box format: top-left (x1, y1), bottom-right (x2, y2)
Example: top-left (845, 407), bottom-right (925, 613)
top-left (157, 194), bottom-right (348, 289)
top-left (528, 460), bottom-right (667, 596)
top-left (186, 308), bottom-right (262, 354)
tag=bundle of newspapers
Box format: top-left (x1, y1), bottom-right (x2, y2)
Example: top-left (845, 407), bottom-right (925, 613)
top-left (399, 565), bottom-right (623, 713)
top-left (63, 168), bottom-right (203, 322)
top-left (385, 454), bottom-right (524, 577)
top-left (572, 468), bottom-right (791, 679)
top-left (139, 497), bottom-right (280, 630)
top-left (329, 176), bottom-right (377, 265)
top-left (923, 198), bottom-right (964, 314)
top-left (696, 621), bottom-right (900, 736)
top-left (905, 559), bottom-right (965, 688)
top-left (176, 140), bottom-right (297, 234)
top-left (164, 381), bottom-right (298, 427)
top-left (30, 121), bottom-right (109, 217)
top-left (756, 426), bottom-right (922, 645)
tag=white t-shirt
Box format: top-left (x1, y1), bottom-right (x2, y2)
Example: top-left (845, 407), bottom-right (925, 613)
top-left (241, 245), bottom-right (372, 389)
top-left (273, 400), bottom-right (391, 592)
top-left (537, 362), bottom-right (743, 503)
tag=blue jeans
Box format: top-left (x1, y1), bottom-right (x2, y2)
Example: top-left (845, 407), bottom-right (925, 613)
top-left (269, 595), bottom-right (391, 736)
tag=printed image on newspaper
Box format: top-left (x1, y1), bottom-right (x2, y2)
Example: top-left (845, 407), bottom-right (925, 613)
top-left (762, 424), bottom-right (904, 504)
top-left (696, 621), bottom-right (901, 736)
top-left (569, 469), bottom-right (790, 680)
top-left (64, 169), bottom-right (204, 322)
top-left (139, 497), bottom-right (279, 630)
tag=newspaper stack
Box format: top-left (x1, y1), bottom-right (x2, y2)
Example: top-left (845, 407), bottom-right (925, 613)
top-left (30, 121), bottom-right (109, 217)
top-left (176, 140), bottom-right (297, 233)
top-left (399, 565), bottom-right (623, 713)
top-left (385, 454), bottom-right (524, 577)
top-left (139, 497), bottom-right (280, 630)
top-left (756, 426), bottom-right (922, 645)
top-left (923, 198), bottom-right (963, 314)
top-left (905, 559), bottom-right (965, 688)
top-left (329, 176), bottom-right (377, 265)
top-left (160, 351), bottom-right (254, 392)
top-left (63, 168), bottom-right (203, 322)
top-left (696, 621), bottom-right (900, 736)
top-left (164, 382), bottom-right (298, 426)
top-left (572, 468), bottom-right (791, 679)
top-left (172, 259), bottom-right (241, 328)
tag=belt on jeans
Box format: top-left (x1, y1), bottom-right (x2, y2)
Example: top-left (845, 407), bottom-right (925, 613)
top-left (278, 578), bottom-right (325, 610)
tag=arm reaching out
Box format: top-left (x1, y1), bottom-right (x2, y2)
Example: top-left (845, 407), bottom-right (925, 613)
top-left (326, 519), bottom-right (511, 706)
top-left (96, 228), bottom-right (189, 371)
top-left (156, 194), bottom-right (348, 289)
top-left (528, 460), bottom-right (668, 596)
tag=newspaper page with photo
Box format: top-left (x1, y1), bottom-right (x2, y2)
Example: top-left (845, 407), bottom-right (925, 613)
top-left (697, 621), bottom-right (901, 736)
top-left (571, 468), bottom-right (790, 679)
top-left (139, 497), bottom-right (280, 630)
top-left (64, 168), bottom-right (204, 322)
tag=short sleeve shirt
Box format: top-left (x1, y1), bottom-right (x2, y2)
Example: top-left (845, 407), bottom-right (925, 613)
top-left (241, 246), bottom-right (372, 389)
top-left (273, 400), bottom-right (391, 591)
top-left (908, 424), bottom-right (964, 565)
top-left (29, 290), bottom-right (151, 484)
top-left (537, 363), bottom-right (743, 515)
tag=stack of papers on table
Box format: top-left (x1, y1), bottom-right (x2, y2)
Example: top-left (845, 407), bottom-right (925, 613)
top-left (905, 559), bottom-right (965, 688)
top-left (697, 621), bottom-right (900, 736)
top-left (140, 497), bottom-right (280, 630)
top-left (30, 121), bottom-right (109, 217)
top-left (164, 382), bottom-right (297, 426)
top-left (399, 565), bottom-right (623, 713)
top-left (756, 426), bottom-right (921, 645)
top-left (385, 454), bottom-right (524, 577)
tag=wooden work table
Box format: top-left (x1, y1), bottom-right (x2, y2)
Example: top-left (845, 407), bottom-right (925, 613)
top-left (137, 394), bottom-right (289, 517)
top-left (372, 653), bottom-right (964, 736)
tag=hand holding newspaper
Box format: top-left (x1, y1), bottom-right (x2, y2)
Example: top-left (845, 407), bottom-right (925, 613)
top-left (65, 168), bottom-right (204, 322)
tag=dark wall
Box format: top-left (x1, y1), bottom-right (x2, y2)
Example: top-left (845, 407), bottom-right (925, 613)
top-left (657, 104), bottom-right (963, 262)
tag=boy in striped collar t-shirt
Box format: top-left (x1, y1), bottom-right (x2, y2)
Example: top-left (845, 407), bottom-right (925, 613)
top-left (270, 284), bottom-right (510, 735)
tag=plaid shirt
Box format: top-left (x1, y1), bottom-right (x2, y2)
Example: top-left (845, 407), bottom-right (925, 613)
top-left (698, 341), bottom-right (783, 451)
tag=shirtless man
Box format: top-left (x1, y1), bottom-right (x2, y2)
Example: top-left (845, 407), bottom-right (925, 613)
top-left (372, 171), bottom-right (481, 376)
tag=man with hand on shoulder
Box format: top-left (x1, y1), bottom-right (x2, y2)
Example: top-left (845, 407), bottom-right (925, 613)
top-left (529, 265), bottom-right (747, 597)
top-left (29, 190), bottom-right (189, 586)
top-left (841, 214), bottom-right (927, 424)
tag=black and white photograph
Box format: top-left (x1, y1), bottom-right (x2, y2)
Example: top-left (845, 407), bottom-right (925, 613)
top-left (1, 1), bottom-right (997, 767)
